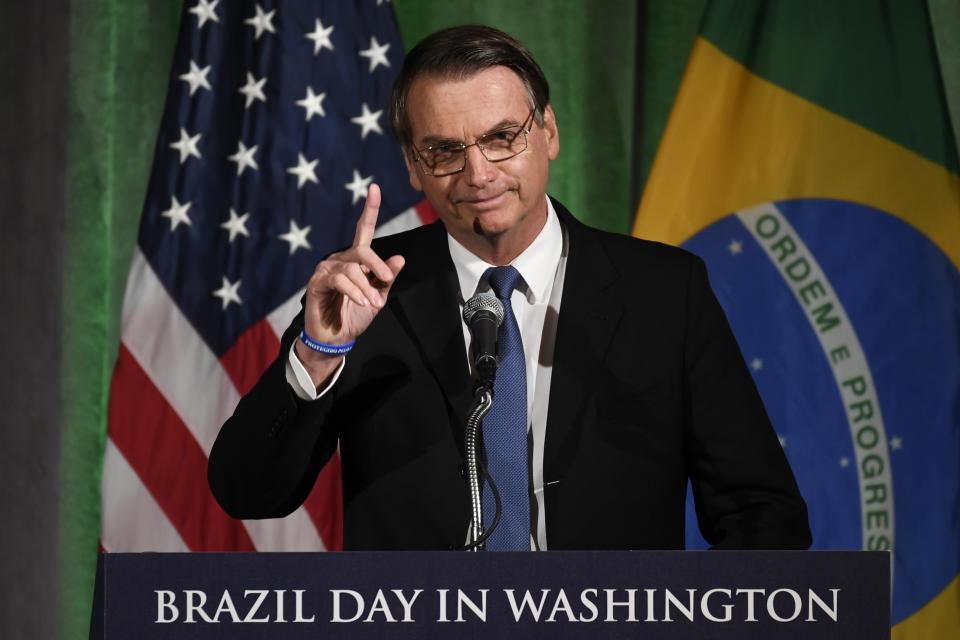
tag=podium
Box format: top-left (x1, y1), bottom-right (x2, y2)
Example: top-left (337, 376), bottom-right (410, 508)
top-left (90, 550), bottom-right (889, 638)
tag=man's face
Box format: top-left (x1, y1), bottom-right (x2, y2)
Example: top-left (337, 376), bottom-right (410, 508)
top-left (403, 66), bottom-right (559, 259)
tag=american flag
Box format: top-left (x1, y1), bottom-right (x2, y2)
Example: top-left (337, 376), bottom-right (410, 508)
top-left (101, 0), bottom-right (434, 553)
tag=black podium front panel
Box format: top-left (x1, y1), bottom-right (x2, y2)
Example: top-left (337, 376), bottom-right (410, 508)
top-left (91, 550), bottom-right (889, 638)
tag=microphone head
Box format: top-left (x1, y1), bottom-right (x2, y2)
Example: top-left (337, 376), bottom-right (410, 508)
top-left (463, 291), bottom-right (505, 326)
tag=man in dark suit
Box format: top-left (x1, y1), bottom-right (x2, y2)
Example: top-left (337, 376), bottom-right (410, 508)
top-left (208, 25), bottom-right (811, 551)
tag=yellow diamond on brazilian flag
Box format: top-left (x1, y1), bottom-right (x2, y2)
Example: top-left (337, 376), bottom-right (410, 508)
top-left (635, 1), bottom-right (960, 635)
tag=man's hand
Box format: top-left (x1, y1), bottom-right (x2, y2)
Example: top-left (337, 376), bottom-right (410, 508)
top-left (294, 183), bottom-right (405, 388)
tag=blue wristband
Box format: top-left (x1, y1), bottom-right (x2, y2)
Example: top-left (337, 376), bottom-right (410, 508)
top-left (299, 329), bottom-right (355, 355)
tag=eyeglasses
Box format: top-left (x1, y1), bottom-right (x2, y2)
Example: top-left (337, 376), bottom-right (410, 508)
top-left (412, 109), bottom-right (535, 177)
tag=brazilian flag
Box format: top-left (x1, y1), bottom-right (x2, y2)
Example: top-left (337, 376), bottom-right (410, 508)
top-left (634, 1), bottom-right (960, 636)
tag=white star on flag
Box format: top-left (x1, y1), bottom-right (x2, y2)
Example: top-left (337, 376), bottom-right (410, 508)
top-left (279, 219), bottom-right (312, 255)
top-left (212, 276), bottom-right (242, 310)
top-left (344, 169), bottom-right (373, 204)
top-left (245, 4), bottom-right (276, 40)
top-left (179, 60), bottom-right (212, 96)
top-left (189, 0), bottom-right (220, 28)
top-left (750, 357), bottom-right (763, 371)
top-left (840, 457), bottom-right (850, 468)
top-left (227, 141), bottom-right (259, 176)
top-left (296, 87), bottom-right (327, 121)
top-left (728, 239), bottom-right (743, 255)
top-left (169, 127), bottom-right (202, 164)
top-left (358, 36), bottom-right (391, 72)
top-left (161, 196), bottom-right (192, 231)
top-left (350, 103), bottom-right (383, 139)
top-left (890, 436), bottom-right (903, 450)
top-left (220, 209), bottom-right (250, 242)
top-left (777, 435), bottom-right (787, 448)
top-left (305, 18), bottom-right (335, 54)
top-left (238, 72), bottom-right (267, 109)
top-left (287, 153), bottom-right (319, 189)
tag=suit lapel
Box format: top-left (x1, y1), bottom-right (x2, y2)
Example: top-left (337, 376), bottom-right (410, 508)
top-left (545, 202), bottom-right (624, 479)
top-left (386, 223), bottom-right (473, 456)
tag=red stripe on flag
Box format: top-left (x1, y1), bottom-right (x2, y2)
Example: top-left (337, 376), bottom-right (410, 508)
top-left (414, 198), bottom-right (438, 224)
top-left (221, 318), bottom-right (344, 550)
top-left (302, 452), bottom-right (344, 550)
top-left (220, 318), bottom-right (282, 396)
top-left (109, 345), bottom-right (257, 551)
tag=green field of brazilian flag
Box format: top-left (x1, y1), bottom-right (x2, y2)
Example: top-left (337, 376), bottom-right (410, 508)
top-left (635, 1), bottom-right (960, 635)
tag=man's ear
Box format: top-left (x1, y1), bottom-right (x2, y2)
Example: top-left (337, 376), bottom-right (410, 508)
top-left (542, 105), bottom-right (560, 161)
top-left (403, 148), bottom-right (423, 192)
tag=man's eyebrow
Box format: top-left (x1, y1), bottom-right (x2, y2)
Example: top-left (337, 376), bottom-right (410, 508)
top-left (482, 118), bottom-right (523, 133)
top-left (418, 134), bottom-right (462, 147)
top-left (417, 118), bottom-right (524, 147)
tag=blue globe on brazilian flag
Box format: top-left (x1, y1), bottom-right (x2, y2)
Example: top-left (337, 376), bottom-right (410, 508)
top-left (634, 1), bottom-right (960, 636)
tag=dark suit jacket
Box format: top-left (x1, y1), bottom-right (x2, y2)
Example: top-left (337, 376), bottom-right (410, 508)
top-left (208, 200), bottom-right (811, 550)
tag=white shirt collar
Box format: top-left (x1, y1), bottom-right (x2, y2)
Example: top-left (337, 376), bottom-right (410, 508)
top-left (447, 197), bottom-right (563, 303)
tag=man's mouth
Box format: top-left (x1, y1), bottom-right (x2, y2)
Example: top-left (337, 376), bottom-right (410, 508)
top-left (458, 191), bottom-right (508, 210)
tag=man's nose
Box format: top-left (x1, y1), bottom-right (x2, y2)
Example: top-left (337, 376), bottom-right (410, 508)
top-left (462, 144), bottom-right (496, 186)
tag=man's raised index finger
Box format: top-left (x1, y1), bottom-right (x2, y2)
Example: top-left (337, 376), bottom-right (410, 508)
top-left (352, 182), bottom-right (381, 248)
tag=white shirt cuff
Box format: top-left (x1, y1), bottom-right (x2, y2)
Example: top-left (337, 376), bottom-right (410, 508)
top-left (285, 342), bottom-right (346, 401)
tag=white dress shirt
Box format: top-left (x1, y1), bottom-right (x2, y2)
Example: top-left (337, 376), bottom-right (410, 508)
top-left (286, 198), bottom-right (568, 550)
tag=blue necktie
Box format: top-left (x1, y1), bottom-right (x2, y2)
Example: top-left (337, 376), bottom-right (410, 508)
top-left (482, 265), bottom-right (529, 550)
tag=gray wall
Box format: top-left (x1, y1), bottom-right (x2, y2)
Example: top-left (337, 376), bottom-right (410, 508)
top-left (0, 2), bottom-right (68, 638)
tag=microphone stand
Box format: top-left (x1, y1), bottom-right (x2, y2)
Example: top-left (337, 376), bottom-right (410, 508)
top-left (463, 357), bottom-right (502, 551)
top-left (464, 385), bottom-right (493, 550)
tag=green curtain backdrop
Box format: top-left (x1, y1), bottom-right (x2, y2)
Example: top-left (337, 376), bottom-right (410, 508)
top-left (61, 3), bottom-right (182, 638)
top-left (55, 1), bottom-right (958, 638)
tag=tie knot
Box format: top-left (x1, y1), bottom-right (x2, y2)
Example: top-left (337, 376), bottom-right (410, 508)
top-left (484, 265), bottom-right (523, 302)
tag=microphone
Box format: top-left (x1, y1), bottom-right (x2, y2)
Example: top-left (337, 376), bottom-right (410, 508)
top-left (462, 291), bottom-right (505, 389)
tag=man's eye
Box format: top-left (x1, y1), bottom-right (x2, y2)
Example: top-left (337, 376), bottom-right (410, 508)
top-left (484, 130), bottom-right (517, 146)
